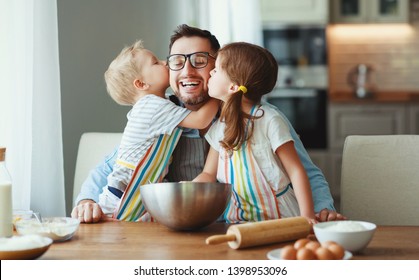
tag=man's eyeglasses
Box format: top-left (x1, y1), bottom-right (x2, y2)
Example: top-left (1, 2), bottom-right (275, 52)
top-left (166, 52), bottom-right (216, 71)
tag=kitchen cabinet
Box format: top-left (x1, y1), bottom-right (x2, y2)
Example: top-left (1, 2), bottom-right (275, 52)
top-left (409, 104), bottom-right (419, 134)
top-left (328, 103), bottom-right (407, 150)
top-left (260, 0), bottom-right (329, 25)
top-left (331, 0), bottom-right (410, 23)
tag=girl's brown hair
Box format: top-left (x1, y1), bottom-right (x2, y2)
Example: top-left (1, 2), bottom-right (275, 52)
top-left (218, 42), bottom-right (278, 152)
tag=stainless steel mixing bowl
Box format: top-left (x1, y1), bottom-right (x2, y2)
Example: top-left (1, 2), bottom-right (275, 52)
top-left (140, 182), bottom-right (232, 231)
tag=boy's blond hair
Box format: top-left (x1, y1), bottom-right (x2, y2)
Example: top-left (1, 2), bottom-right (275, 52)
top-left (104, 40), bottom-right (144, 105)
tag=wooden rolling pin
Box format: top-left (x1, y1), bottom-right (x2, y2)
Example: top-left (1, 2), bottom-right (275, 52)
top-left (206, 217), bottom-right (310, 249)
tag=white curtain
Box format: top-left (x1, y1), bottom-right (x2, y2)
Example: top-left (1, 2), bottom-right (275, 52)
top-left (196, 0), bottom-right (263, 46)
top-left (0, 0), bottom-right (65, 216)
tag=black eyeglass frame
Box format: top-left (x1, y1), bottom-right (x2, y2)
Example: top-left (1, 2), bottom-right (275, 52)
top-left (166, 51), bottom-right (216, 71)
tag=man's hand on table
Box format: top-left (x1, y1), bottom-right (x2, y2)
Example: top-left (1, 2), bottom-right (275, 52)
top-left (71, 200), bottom-right (115, 223)
top-left (315, 208), bottom-right (347, 222)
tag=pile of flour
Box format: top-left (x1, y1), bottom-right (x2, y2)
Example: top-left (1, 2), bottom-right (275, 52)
top-left (0, 235), bottom-right (51, 251)
top-left (323, 221), bottom-right (367, 232)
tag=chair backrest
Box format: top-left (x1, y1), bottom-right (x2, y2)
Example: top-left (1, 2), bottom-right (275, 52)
top-left (340, 135), bottom-right (419, 226)
top-left (73, 132), bottom-right (122, 204)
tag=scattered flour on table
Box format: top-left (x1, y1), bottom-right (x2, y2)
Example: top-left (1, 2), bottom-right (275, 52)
top-left (323, 221), bottom-right (367, 232)
top-left (0, 235), bottom-right (50, 251)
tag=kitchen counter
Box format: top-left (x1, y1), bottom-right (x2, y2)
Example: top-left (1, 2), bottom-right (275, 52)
top-left (39, 221), bottom-right (419, 260)
top-left (329, 91), bottom-right (419, 103)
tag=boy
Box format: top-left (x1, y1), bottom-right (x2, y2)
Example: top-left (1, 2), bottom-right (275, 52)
top-left (99, 40), bottom-right (218, 219)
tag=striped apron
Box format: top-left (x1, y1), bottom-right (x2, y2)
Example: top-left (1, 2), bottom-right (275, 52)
top-left (114, 128), bottom-right (182, 221)
top-left (220, 106), bottom-right (300, 223)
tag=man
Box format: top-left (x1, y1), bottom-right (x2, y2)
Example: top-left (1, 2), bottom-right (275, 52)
top-left (72, 24), bottom-right (344, 223)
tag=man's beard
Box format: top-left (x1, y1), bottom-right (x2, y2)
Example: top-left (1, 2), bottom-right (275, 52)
top-left (176, 92), bottom-right (210, 106)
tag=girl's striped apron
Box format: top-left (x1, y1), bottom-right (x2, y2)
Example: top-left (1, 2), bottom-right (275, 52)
top-left (220, 106), bottom-right (299, 223)
top-left (114, 128), bottom-right (182, 221)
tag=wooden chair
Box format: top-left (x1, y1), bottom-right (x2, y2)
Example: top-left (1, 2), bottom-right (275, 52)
top-left (340, 135), bottom-right (419, 226)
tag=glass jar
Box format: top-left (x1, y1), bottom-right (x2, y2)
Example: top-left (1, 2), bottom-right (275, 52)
top-left (0, 147), bottom-right (13, 237)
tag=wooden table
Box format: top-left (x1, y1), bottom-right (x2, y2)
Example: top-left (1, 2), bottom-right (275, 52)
top-left (40, 222), bottom-right (419, 260)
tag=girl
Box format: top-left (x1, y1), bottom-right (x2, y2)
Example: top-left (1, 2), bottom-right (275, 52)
top-left (193, 42), bottom-right (316, 224)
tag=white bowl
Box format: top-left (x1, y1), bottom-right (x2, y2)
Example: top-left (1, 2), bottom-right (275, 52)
top-left (313, 220), bottom-right (376, 252)
top-left (15, 217), bottom-right (80, 242)
top-left (0, 235), bottom-right (53, 260)
top-left (12, 209), bottom-right (34, 228)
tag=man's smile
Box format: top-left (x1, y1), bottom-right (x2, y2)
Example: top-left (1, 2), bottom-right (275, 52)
top-left (180, 81), bottom-right (201, 88)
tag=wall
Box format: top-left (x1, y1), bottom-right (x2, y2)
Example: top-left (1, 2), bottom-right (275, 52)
top-left (327, 0), bottom-right (419, 95)
top-left (57, 0), bottom-right (187, 215)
